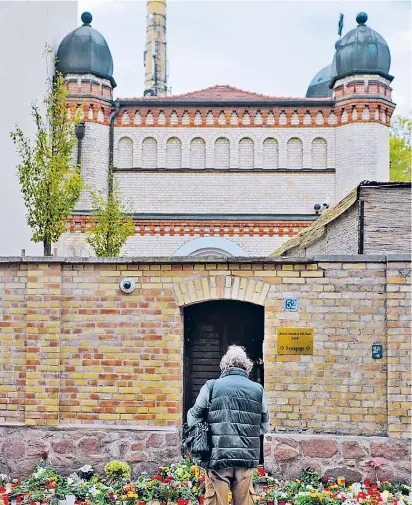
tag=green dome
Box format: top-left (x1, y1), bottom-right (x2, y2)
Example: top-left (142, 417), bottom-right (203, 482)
top-left (56, 12), bottom-right (116, 88)
top-left (332, 13), bottom-right (391, 84)
top-left (306, 64), bottom-right (333, 98)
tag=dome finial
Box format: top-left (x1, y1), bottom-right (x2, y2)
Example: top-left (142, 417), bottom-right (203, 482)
top-left (81, 12), bottom-right (92, 25)
top-left (356, 12), bottom-right (368, 25)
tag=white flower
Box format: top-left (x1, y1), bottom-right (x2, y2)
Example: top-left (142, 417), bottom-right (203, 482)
top-left (79, 465), bottom-right (93, 473)
top-left (351, 483), bottom-right (362, 494)
top-left (33, 468), bottom-right (47, 480)
top-left (67, 478), bottom-right (74, 485)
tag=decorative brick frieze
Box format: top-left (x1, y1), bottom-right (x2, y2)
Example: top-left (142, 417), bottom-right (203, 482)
top-left (66, 215), bottom-right (314, 238)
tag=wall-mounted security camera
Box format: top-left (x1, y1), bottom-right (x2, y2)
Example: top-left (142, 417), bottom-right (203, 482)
top-left (323, 197), bottom-right (331, 209)
top-left (314, 203), bottom-right (321, 215)
top-left (119, 278), bottom-right (136, 294)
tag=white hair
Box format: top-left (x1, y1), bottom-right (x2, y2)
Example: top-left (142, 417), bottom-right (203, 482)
top-left (220, 345), bottom-right (253, 375)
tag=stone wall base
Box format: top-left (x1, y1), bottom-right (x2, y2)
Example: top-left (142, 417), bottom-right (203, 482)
top-left (0, 427), bottom-right (410, 485)
top-left (264, 434), bottom-right (411, 484)
top-left (0, 426), bottom-right (180, 477)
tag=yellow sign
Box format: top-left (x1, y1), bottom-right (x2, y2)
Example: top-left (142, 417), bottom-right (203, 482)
top-left (277, 328), bottom-right (314, 355)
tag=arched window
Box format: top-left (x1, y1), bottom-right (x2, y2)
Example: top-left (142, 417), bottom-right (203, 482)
top-left (166, 137), bottom-right (182, 169)
top-left (263, 138), bottom-right (279, 169)
top-left (142, 137), bottom-right (157, 169)
top-left (311, 138), bottom-right (327, 169)
top-left (214, 138), bottom-right (230, 169)
top-left (190, 138), bottom-right (206, 169)
top-left (117, 137), bottom-right (133, 168)
top-left (239, 138), bottom-right (254, 169)
top-left (287, 138), bottom-right (303, 169)
top-left (174, 237), bottom-right (248, 257)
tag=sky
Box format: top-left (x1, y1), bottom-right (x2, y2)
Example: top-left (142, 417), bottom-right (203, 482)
top-left (78, 0), bottom-right (411, 114)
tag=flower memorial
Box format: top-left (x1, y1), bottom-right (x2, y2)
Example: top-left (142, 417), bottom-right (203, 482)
top-left (0, 456), bottom-right (410, 505)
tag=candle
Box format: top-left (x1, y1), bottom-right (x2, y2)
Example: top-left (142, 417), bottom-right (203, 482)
top-left (337, 477), bottom-right (346, 487)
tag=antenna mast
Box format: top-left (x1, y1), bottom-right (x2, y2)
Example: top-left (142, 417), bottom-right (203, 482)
top-left (144, 0), bottom-right (168, 96)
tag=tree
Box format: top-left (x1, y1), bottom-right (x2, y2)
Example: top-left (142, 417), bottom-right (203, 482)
top-left (10, 68), bottom-right (83, 256)
top-left (390, 114), bottom-right (411, 182)
top-left (86, 172), bottom-right (134, 257)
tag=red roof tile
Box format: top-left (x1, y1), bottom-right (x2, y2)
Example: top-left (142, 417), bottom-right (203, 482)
top-left (118, 85), bottom-right (333, 103)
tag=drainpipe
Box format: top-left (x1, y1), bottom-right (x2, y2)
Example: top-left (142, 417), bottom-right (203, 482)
top-left (108, 101), bottom-right (121, 196)
top-left (75, 122), bottom-right (86, 166)
top-left (358, 200), bottom-right (365, 254)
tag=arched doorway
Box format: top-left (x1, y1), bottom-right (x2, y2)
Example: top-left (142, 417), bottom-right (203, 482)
top-left (183, 300), bottom-right (264, 415)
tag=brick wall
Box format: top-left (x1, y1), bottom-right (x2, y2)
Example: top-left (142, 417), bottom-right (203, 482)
top-left (0, 256), bottom-right (409, 478)
top-left (57, 231), bottom-right (288, 257)
top-left (113, 171), bottom-right (336, 214)
top-left (113, 126), bottom-right (337, 171)
top-left (77, 123), bottom-right (110, 209)
top-left (362, 186), bottom-right (412, 254)
top-left (335, 123), bottom-right (389, 201)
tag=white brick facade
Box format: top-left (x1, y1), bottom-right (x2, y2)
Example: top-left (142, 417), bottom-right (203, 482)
top-left (57, 230), bottom-right (286, 257)
top-left (64, 70), bottom-right (393, 257)
top-left (114, 171), bottom-right (336, 214)
top-left (335, 122), bottom-right (389, 200)
top-left (77, 122), bottom-right (110, 209)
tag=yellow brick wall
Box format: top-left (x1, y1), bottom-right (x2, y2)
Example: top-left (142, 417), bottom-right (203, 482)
top-left (0, 259), bottom-right (410, 438)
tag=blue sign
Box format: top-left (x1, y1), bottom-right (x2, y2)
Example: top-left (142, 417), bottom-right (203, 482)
top-left (372, 344), bottom-right (383, 359)
top-left (284, 297), bottom-right (299, 312)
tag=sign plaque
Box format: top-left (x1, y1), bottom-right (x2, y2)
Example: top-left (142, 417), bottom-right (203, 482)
top-left (277, 328), bottom-right (314, 355)
top-left (283, 297), bottom-right (299, 312)
top-left (372, 344), bottom-right (383, 359)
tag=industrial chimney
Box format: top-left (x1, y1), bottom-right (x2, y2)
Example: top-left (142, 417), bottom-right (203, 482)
top-left (144, 0), bottom-right (168, 96)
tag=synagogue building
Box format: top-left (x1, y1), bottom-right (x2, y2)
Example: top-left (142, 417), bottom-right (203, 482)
top-left (55, 5), bottom-right (395, 258)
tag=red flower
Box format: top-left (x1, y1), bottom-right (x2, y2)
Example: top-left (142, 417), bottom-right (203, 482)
top-left (364, 480), bottom-right (371, 488)
top-left (153, 475), bottom-right (163, 482)
top-left (40, 451), bottom-right (48, 460)
top-left (322, 475), bottom-right (329, 483)
top-left (358, 492), bottom-right (367, 500)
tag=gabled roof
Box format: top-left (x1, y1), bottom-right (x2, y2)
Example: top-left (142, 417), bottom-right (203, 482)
top-left (270, 181), bottom-right (412, 257)
top-left (117, 85), bottom-right (335, 105)
top-left (271, 188), bottom-right (359, 257)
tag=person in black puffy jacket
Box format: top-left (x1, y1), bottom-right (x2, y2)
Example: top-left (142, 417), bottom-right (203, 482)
top-left (187, 345), bottom-right (269, 505)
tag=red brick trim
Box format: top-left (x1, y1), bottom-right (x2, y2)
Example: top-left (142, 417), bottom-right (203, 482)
top-left (67, 216), bottom-right (314, 238)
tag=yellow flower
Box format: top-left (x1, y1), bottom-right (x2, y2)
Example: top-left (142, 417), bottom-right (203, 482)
top-left (296, 480), bottom-right (301, 484)
top-left (121, 496), bottom-right (126, 500)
